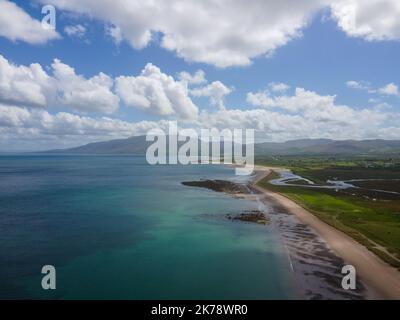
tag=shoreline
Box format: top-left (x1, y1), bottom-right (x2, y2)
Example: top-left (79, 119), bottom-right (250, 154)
top-left (250, 166), bottom-right (400, 300)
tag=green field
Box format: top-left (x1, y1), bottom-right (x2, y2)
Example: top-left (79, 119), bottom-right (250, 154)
top-left (256, 157), bottom-right (400, 268)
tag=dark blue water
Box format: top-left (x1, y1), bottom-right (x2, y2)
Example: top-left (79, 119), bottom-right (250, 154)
top-left (0, 155), bottom-right (294, 299)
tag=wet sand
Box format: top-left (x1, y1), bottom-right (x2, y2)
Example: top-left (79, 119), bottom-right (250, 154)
top-left (251, 166), bottom-right (400, 300)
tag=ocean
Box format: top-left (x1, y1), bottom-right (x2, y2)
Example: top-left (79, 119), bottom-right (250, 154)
top-left (0, 154), bottom-right (295, 299)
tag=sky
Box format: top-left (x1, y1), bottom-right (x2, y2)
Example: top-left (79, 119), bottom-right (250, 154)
top-left (0, 0), bottom-right (400, 151)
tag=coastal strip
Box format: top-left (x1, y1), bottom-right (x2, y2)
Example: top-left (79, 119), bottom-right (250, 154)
top-left (252, 166), bottom-right (400, 300)
top-left (183, 173), bottom-right (365, 299)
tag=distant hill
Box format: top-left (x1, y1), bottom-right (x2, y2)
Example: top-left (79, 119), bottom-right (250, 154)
top-left (45, 136), bottom-right (400, 156)
top-left (255, 139), bottom-right (400, 155)
top-left (255, 139), bottom-right (332, 155)
top-left (46, 136), bottom-right (151, 154)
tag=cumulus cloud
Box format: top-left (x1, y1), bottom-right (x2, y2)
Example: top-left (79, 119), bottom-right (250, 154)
top-left (178, 70), bottom-right (207, 85)
top-left (51, 59), bottom-right (119, 114)
top-left (269, 82), bottom-right (290, 92)
top-left (115, 63), bottom-right (198, 119)
top-left (197, 105), bottom-right (392, 142)
top-left (178, 70), bottom-right (233, 110)
top-left (0, 105), bottom-right (162, 136)
top-left (346, 80), bottom-right (372, 91)
top-left (246, 87), bottom-right (389, 127)
top-left (246, 90), bottom-right (275, 108)
top-left (0, 0), bottom-right (60, 44)
top-left (0, 104), bottom-right (169, 150)
top-left (331, 0), bottom-right (400, 41)
top-left (191, 81), bottom-right (232, 110)
top-left (36, 0), bottom-right (400, 67)
top-left (2, 0), bottom-right (400, 66)
top-left (0, 55), bottom-right (52, 108)
top-left (1, 78), bottom-right (400, 150)
top-left (0, 54), bottom-right (119, 114)
top-left (0, 104), bottom-right (32, 128)
top-left (346, 80), bottom-right (399, 97)
top-left (378, 83), bottom-right (399, 96)
top-left (2, 96), bottom-right (396, 151)
top-left (39, 0), bottom-right (329, 67)
top-left (248, 87), bottom-right (339, 114)
top-left (1, 55), bottom-right (205, 117)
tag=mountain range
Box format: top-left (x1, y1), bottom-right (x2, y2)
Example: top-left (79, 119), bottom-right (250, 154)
top-left (47, 136), bottom-right (400, 156)
top-left (45, 136), bottom-right (400, 156)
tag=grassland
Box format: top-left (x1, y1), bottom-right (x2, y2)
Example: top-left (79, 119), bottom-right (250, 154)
top-left (256, 156), bottom-right (400, 268)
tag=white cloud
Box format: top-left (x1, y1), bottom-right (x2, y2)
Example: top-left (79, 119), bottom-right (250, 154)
top-left (246, 90), bottom-right (275, 108)
top-left (191, 81), bottom-right (232, 110)
top-left (1, 78), bottom-right (400, 150)
top-left (0, 104), bottom-right (32, 128)
top-left (178, 70), bottom-right (207, 85)
top-left (346, 80), bottom-right (371, 90)
top-left (0, 55), bottom-right (52, 108)
top-left (2, 0), bottom-right (398, 66)
top-left (378, 83), bottom-right (399, 96)
top-left (115, 63), bottom-right (198, 119)
top-left (1, 54), bottom-right (205, 117)
top-left (39, 0), bottom-right (329, 67)
top-left (198, 105), bottom-right (392, 142)
top-left (269, 82), bottom-right (290, 92)
top-left (346, 80), bottom-right (360, 89)
top-left (246, 83), bottom-right (291, 109)
top-left (64, 24), bottom-right (86, 38)
top-left (347, 80), bottom-right (400, 98)
top-left (51, 59), bottom-right (119, 114)
top-left (199, 84), bottom-right (398, 141)
top-left (248, 87), bottom-right (338, 113)
top-left (178, 70), bottom-right (233, 110)
top-left (0, 103), bottom-right (169, 150)
top-left (246, 87), bottom-right (389, 128)
top-left (331, 0), bottom-right (400, 41)
top-left (0, 0), bottom-right (60, 44)
top-left (0, 54), bottom-right (119, 114)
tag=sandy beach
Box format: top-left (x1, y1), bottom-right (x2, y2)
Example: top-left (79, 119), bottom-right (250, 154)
top-left (251, 166), bottom-right (400, 300)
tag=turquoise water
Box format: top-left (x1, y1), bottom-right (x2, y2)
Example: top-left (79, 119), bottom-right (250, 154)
top-left (0, 155), bottom-right (295, 299)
